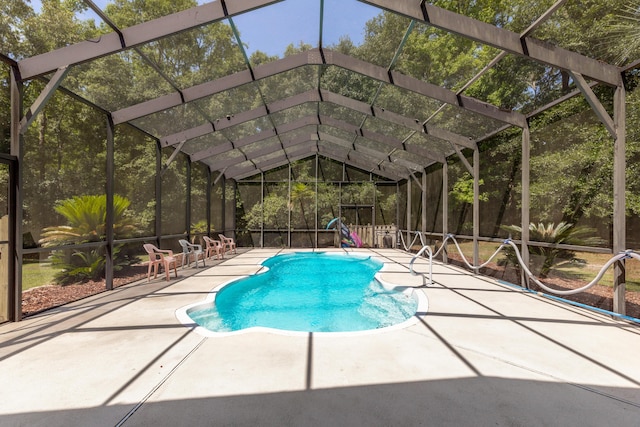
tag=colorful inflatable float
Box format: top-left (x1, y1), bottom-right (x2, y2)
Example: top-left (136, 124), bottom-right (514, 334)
top-left (326, 218), bottom-right (362, 248)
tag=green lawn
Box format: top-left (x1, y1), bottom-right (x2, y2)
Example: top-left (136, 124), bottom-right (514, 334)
top-left (22, 260), bottom-right (61, 290)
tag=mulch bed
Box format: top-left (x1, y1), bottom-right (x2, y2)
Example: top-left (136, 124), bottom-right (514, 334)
top-left (22, 265), bottom-right (148, 317)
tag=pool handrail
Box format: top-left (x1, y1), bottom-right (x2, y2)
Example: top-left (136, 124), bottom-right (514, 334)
top-left (410, 244), bottom-right (433, 285)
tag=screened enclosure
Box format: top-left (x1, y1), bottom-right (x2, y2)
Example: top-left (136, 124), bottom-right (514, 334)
top-left (1, 0), bottom-right (640, 321)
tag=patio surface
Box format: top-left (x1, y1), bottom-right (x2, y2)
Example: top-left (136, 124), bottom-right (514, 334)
top-left (1, 248), bottom-right (639, 426)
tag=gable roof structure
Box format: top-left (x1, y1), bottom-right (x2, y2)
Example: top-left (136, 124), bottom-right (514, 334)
top-left (4, 0), bottom-right (627, 182)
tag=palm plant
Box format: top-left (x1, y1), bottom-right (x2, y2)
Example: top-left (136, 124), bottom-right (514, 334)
top-left (39, 194), bottom-right (139, 284)
top-left (39, 194), bottom-right (137, 246)
top-left (500, 222), bottom-right (604, 278)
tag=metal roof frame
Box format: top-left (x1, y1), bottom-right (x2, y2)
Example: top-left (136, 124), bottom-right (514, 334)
top-left (9, 0), bottom-right (627, 181)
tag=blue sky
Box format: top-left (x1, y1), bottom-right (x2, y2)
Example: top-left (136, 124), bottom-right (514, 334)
top-left (29, 0), bottom-right (381, 56)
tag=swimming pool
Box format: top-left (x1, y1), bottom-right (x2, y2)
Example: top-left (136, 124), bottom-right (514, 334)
top-left (177, 251), bottom-right (427, 335)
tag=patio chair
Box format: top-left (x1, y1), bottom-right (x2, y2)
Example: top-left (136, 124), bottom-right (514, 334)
top-left (143, 243), bottom-right (178, 281)
top-left (218, 234), bottom-right (237, 255)
top-left (203, 236), bottom-right (223, 260)
top-left (178, 239), bottom-right (206, 268)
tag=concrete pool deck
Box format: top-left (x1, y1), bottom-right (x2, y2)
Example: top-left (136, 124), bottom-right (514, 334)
top-left (1, 248), bottom-right (639, 426)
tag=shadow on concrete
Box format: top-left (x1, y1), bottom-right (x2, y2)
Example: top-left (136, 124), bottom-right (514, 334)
top-left (3, 376), bottom-right (639, 426)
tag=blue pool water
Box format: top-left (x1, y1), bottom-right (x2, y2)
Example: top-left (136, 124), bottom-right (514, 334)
top-left (188, 252), bottom-right (418, 333)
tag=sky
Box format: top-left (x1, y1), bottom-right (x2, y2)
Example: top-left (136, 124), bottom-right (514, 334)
top-left (28, 0), bottom-right (382, 57)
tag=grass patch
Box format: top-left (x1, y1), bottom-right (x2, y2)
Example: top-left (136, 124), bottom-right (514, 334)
top-left (22, 260), bottom-right (62, 290)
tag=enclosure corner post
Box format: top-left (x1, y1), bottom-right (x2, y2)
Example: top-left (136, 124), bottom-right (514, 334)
top-left (10, 67), bottom-right (23, 321)
top-left (521, 124), bottom-right (530, 288)
top-left (473, 148), bottom-right (479, 270)
top-left (406, 177), bottom-right (411, 248)
top-left (105, 115), bottom-right (115, 291)
top-left (421, 170), bottom-right (427, 239)
top-left (155, 140), bottom-right (162, 246)
top-left (442, 161), bottom-right (448, 263)
top-left (613, 83), bottom-right (626, 315)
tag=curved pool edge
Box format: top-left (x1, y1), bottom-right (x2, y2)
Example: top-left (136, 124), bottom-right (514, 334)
top-left (175, 252), bottom-right (429, 338)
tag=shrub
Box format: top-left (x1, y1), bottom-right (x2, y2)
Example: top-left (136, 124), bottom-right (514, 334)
top-left (499, 222), bottom-right (604, 278)
top-left (39, 195), bottom-right (140, 284)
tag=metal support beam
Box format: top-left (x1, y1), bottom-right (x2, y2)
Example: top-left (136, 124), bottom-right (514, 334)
top-left (521, 124), bottom-right (531, 288)
top-left (452, 144), bottom-right (474, 177)
top-left (613, 84), bottom-right (626, 314)
top-left (206, 168), bottom-right (211, 235)
top-left (407, 178), bottom-right (411, 248)
top-left (186, 160), bottom-right (191, 239)
top-left (10, 67), bottom-right (23, 321)
top-left (422, 171), bottom-right (427, 238)
top-left (191, 114), bottom-right (438, 169)
top-left (115, 48), bottom-right (525, 129)
top-left (19, 66), bottom-right (70, 134)
top-left (105, 115), bottom-right (115, 291)
top-left (425, 124), bottom-right (476, 149)
top-left (570, 72), bottom-right (616, 138)
top-left (360, 0), bottom-right (621, 86)
top-left (473, 148), bottom-right (479, 269)
top-left (260, 172), bottom-right (264, 248)
top-left (154, 140), bottom-right (162, 243)
top-left (17, 0), bottom-right (283, 80)
top-left (161, 140), bottom-right (186, 175)
top-left (442, 161), bottom-right (448, 263)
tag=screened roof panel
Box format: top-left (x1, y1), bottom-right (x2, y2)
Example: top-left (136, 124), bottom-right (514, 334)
top-left (97, 1), bottom-right (201, 27)
top-left (319, 66), bottom-right (380, 103)
top-left (130, 103), bottom-right (206, 139)
top-left (208, 148), bottom-right (247, 170)
top-left (405, 132), bottom-right (453, 159)
top-left (391, 149), bottom-right (432, 170)
top-left (362, 116), bottom-right (413, 142)
top-left (192, 83), bottom-right (262, 121)
top-left (280, 125), bottom-right (318, 141)
top-left (133, 21), bottom-right (248, 90)
top-left (322, 0), bottom-right (381, 48)
top-left (429, 104), bottom-right (508, 140)
top-left (429, 0), bottom-right (559, 33)
top-left (61, 50), bottom-right (177, 111)
top-left (464, 53), bottom-right (577, 115)
top-left (230, 0), bottom-right (320, 58)
top-left (529, 0), bottom-right (630, 66)
top-left (318, 125), bottom-right (356, 145)
top-left (354, 136), bottom-right (392, 157)
top-left (182, 132), bottom-right (231, 156)
top-left (251, 148), bottom-right (289, 165)
top-left (394, 22), bottom-right (503, 91)
top-left (8, 0), bottom-right (633, 181)
top-left (317, 140), bottom-right (349, 158)
top-left (269, 103), bottom-right (319, 126)
top-left (256, 66), bottom-right (321, 104)
top-left (242, 138), bottom-right (283, 157)
top-left (285, 144), bottom-right (315, 159)
top-left (375, 84), bottom-right (443, 123)
top-left (219, 116), bottom-right (275, 141)
top-left (351, 10), bottom-right (415, 68)
top-left (318, 103), bottom-right (367, 127)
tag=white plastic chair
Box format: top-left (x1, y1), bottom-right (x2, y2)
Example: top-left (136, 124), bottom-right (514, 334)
top-left (178, 239), bottom-right (205, 268)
